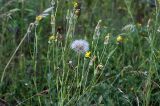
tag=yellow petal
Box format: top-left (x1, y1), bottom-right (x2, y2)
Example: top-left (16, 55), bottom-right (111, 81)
top-left (117, 35), bottom-right (123, 42)
top-left (36, 15), bottom-right (43, 22)
top-left (85, 51), bottom-right (91, 58)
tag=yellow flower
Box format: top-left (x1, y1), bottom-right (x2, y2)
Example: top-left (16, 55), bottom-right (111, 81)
top-left (36, 15), bottom-right (43, 22)
top-left (49, 35), bottom-right (56, 40)
top-left (116, 35), bottom-right (123, 43)
top-left (85, 51), bottom-right (91, 58)
top-left (48, 35), bottom-right (57, 43)
top-left (73, 2), bottom-right (78, 8)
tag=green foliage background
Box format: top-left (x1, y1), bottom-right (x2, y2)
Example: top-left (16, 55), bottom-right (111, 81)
top-left (0, 0), bottom-right (160, 105)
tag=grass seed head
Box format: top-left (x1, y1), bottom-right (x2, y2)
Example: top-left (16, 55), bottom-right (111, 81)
top-left (104, 34), bottom-right (110, 45)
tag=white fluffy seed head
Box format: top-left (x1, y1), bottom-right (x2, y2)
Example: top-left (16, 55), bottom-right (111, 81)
top-left (71, 39), bottom-right (89, 54)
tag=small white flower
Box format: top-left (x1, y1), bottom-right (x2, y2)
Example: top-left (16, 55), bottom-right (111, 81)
top-left (25, 83), bottom-right (28, 86)
top-left (71, 39), bottom-right (89, 53)
top-left (68, 60), bottom-right (73, 64)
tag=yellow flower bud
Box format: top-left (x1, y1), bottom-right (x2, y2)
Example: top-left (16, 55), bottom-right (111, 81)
top-left (117, 35), bottom-right (123, 43)
top-left (48, 35), bottom-right (57, 44)
top-left (73, 2), bottom-right (78, 8)
top-left (36, 15), bottom-right (43, 22)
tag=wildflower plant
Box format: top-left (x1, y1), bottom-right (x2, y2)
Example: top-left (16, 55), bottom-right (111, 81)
top-left (1, 0), bottom-right (160, 106)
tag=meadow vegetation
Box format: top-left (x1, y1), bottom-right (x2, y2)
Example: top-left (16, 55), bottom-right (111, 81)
top-left (0, 0), bottom-right (160, 105)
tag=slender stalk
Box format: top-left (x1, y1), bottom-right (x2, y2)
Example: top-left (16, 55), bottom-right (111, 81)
top-left (1, 23), bottom-right (35, 83)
